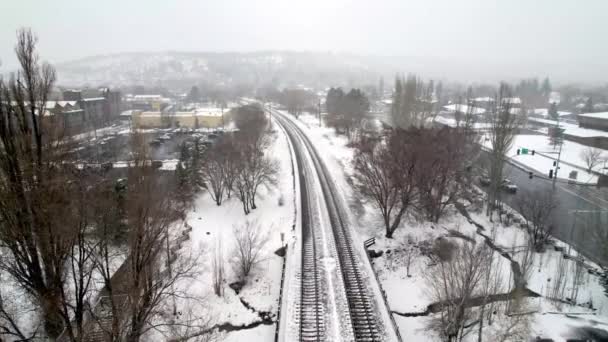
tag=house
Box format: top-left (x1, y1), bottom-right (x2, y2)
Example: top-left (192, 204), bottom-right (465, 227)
top-left (578, 112), bottom-right (608, 132)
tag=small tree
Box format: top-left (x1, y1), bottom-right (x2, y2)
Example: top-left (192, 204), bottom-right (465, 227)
top-left (232, 220), bottom-right (269, 281)
top-left (548, 102), bottom-right (558, 120)
top-left (580, 146), bottom-right (604, 172)
top-left (547, 126), bottom-right (564, 150)
top-left (486, 83), bottom-right (521, 219)
top-left (212, 236), bottom-right (225, 297)
top-left (516, 189), bottom-right (557, 251)
top-left (425, 241), bottom-right (493, 341)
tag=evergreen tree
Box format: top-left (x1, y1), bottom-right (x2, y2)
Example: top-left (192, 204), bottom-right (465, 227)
top-left (187, 85), bottom-right (201, 103)
top-left (583, 97), bottom-right (594, 113)
top-left (548, 127), bottom-right (565, 149)
top-left (542, 77), bottom-right (552, 100)
top-left (390, 77), bottom-right (402, 126)
top-left (549, 102), bottom-right (559, 120)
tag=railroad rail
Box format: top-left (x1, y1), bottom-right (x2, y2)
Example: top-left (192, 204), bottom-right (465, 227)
top-left (274, 112), bottom-right (381, 341)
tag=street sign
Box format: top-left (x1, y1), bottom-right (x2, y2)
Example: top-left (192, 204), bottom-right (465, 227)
top-left (521, 148), bottom-right (529, 155)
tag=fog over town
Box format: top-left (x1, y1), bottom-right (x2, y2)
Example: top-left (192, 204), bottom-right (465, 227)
top-left (1, 1), bottom-right (608, 341)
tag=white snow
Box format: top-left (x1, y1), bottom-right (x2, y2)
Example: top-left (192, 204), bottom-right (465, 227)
top-left (528, 117), bottom-right (608, 138)
top-left (481, 134), bottom-right (604, 183)
top-left (443, 104), bottom-right (486, 115)
top-left (291, 111), bottom-right (608, 341)
top-left (163, 121), bottom-right (296, 341)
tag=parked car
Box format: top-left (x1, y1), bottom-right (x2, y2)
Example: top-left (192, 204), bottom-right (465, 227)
top-left (501, 179), bottom-right (518, 193)
top-left (479, 176), bottom-right (491, 186)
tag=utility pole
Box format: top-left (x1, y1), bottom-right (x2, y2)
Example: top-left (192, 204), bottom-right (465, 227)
top-left (553, 117), bottom-right (563, 189)
top-left (318, 99), bottom-right (322, 127)
top-left (221, 102), bottom-right (225, 130)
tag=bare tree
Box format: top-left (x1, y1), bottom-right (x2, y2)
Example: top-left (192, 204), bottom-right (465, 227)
top-left (201, 148), bottom-right (227, 206)
top-left (231, 220), bottom-right (269, 281)
top-left (425, 241), bottom-right (494, 341)
top-left (516, 188), bottom-right (557, 251)
top-left (580, 147), bottom-right (604, 173)
top-left (85, 133), bottom-right (202, 342)
top-left (403, 234), bottom-right (417, 277)
top-left (0, 28), bottom-right (79, 339)
top-left (353, 134), bottom-right (415, 238)
top-left (211, 236), bottom-right (225, 297)
top-left (486, 83), bottom-right (521, 219)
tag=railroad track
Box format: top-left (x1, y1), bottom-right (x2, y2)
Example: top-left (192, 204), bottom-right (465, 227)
top-left (279, 114), bottom-right (325, 341)
top-left (274, 112), bottom-right (381, 341)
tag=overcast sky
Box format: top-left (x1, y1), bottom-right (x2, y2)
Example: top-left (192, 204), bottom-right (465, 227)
top-left (1, 0), bottom-right (607, 83)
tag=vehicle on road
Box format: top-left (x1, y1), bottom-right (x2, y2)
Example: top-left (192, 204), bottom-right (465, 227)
top-left (501, 179), bottom-right (518, 193)
top-left (479, 176), bottom-right (491, 186)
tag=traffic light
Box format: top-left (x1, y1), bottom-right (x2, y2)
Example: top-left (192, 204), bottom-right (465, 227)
top-left (517, 148), bottom-right (520, 155)
top-left (529, 171), bottom-right (533, 179)
top-left (553, 161), bottom-right (557, 166)
top-left (549, 169), bottom-right (553, 178)
top-left (532, 150), bottom-right (536, 155)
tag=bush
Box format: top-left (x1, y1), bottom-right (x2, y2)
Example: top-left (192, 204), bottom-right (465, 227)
top-left (431, 238), bottom-right (458, 262)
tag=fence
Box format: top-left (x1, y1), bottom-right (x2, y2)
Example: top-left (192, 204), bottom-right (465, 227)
top-left (274, 244), bottom-right (288, 342)
top-left (362, 242), bottom-right (403, 342)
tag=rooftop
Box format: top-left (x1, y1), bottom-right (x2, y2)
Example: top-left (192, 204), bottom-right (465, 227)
top-left (443, 104), bottom-right (486, 115)
top-left (579, 112), bottom-right (608, 120)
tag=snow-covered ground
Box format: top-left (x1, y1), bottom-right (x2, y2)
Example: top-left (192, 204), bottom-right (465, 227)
top-left (481, 134), bottom-right (604, 183)
top-left (165, 120), bottom-right (296, 341)
top-left (292, 112), bottom-right (608, 341)
top-left (528, 117), bottom-right (608, 139)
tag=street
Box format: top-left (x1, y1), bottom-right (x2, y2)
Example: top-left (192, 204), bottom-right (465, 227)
top-left (479, 150), bottom-right (608, 265)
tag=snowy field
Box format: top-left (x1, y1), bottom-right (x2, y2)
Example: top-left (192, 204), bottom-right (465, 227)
top-left (165, 120), bottom-right (296, 341)
top-left (294, 112), bottom-right (608, 341)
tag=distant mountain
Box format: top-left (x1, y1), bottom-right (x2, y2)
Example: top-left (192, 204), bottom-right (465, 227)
top-left (55, 51), bottom-right (605, 89)
top-left (55, 51), bottom-right (388, 89)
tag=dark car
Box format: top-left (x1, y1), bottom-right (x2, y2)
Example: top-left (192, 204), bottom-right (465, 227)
top-left (501, 179), bottom-right (518, 194)
top-left (479, 176), bottom-right (491, 186)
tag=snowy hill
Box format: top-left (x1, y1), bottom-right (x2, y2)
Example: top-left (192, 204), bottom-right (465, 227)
top-left (54, 51), bottom-right (382, 88)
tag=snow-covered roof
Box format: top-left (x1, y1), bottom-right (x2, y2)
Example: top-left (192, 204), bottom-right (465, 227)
top-left (46, 101), bottom-right (78, 109)
top-left (195, 108), bottom-right (224, 117)
top-left (528, 117), bottom-right (608, 138)
top-left (532, 108), bottom-right (571, 118)
top-left (503, 97), bottom-right (522, 105)
top-left (133, 95), bottom-right (162, 100)
top-left (82, 97), bottom-right (105, 102)
top-left (473, 96), bottom-right (494, 102)
top-left (578, 112), bottom-right (608, 120)
top-left (443, 104), bottom-right (486, 115)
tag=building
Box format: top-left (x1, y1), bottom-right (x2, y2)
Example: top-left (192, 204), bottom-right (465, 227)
top-left (45, 101), bottom-right (86, 131)
top-left (126, 94), bottom-right (169, 111)
top-left (131, 108), bottom-right (229, 129)
top-left (578, 112), bottom-right (608, 132)
top-left (61, 88), bottom-right (122, 129)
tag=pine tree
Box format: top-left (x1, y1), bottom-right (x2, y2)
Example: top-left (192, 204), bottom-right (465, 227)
top-left (391, 77), bottom-right (402, 126)
top-left (549, 102), bottom-right (558, 120)
top-left (548, 127), bottom-right (565, 149)
top-left (542, 77), bottom-right (552, 100)
top-left (583, 97), bottom-right (594, 113)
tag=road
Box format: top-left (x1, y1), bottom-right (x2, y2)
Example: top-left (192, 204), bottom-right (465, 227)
top-left (273, 110), bottom-right (387, 341)
top-left (478, 150), bottom-right (608, 265)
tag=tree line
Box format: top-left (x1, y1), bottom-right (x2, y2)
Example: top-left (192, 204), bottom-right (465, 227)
top-left (0, 29), bottom-right (216, 342)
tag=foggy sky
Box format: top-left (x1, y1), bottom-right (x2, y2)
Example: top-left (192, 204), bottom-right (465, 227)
top-left (1, 0), bottom-right (607, 84)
